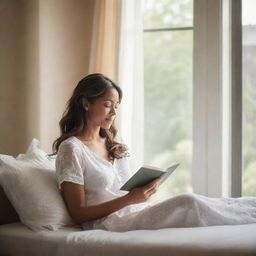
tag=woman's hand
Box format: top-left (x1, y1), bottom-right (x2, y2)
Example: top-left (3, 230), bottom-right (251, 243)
top-left (126, 178), bottom-right (161, 204)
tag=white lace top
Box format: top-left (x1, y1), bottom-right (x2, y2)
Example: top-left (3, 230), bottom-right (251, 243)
top-left (55, 136), bottom-right (132, 205)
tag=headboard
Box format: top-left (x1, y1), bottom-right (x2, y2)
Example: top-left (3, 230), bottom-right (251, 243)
top-left (0, 185), bottom-right (19, 225)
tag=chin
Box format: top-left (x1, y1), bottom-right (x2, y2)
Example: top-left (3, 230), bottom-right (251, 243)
top-left (101, 124), bottom-right (112, 130)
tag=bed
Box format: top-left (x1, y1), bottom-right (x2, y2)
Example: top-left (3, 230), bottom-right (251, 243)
top-left (1, 221), bottom-right (256, 256)
top-left (1, 190), bottom-right (256, 256)
top-left (1, 139), bottom-right (256, 255)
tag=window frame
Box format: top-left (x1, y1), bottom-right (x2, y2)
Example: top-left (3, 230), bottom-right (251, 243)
top-left (193, 0), bottom-right (242, 197)
top-left (141, 0), bottom-right (242, 197)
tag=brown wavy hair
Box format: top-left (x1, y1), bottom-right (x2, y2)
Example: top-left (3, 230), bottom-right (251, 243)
top-left (48, 73), bottom-right (129, 160)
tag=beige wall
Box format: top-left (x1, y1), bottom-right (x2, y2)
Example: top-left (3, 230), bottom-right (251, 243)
top-left (0, 0), bottom-right (40, 156)
top-left (0, 0), bottom-right (94, 155)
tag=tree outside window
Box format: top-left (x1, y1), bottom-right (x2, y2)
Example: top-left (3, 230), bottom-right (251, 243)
top-left (143, 0), bottom-right (193, 201)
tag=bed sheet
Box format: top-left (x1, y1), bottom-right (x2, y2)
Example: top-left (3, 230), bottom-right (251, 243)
top-left (0, 222), bottom-right (256, 256)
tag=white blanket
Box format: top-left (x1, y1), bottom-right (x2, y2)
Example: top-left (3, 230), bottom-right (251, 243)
top-left (83, 193), bottom-right (256, 232)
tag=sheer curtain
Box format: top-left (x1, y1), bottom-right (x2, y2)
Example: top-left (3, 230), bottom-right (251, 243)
top-left (117, 0), bottom-right (144, 173)
top-left (90, 0), bottom-right (144, 173)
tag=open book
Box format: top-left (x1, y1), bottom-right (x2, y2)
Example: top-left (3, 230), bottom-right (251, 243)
top-left (120, 163), bottom-right (180, 191)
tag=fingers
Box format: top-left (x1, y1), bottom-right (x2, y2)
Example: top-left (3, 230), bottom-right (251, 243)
top-left (145, 178), bottom-right (160, 190)
top-left (145, 178), bottom-right (160, 193)
top-left (145, 186), bottom-right (158, 199)
top-left (129, 178), bottom-right (160, 203)
top-left (147, 186), bottom-right (157, 195)
top-left (152, 177), bottom-right (161, 184)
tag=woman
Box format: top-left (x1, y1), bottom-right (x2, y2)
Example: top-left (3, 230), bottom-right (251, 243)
top-left (52, 73), bottom-right (256, 232)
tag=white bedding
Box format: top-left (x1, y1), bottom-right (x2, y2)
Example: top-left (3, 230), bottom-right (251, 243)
top-left (1, 222), bottom-right (256, 256)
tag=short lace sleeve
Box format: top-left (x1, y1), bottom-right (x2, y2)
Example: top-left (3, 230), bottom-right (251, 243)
top-left (55, 140), bottom-right (84, 189)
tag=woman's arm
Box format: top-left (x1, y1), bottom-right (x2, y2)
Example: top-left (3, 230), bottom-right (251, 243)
top-left (61, 178), bottom-right (160, 224)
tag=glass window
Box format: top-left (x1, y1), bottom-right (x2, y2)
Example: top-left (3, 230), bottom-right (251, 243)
top-left (143, 0), bottom-right (193, 200)
top-left (143, 0), bottom-right (193, 29)
top-left (242, 0), bottom-right (256, 196)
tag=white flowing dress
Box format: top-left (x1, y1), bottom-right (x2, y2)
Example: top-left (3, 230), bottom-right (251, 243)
top-left (56, 136), bottom-right (256, 232)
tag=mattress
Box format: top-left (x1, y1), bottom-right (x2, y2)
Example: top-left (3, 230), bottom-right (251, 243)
top-left (0, 222), bottom-right (79, 255)
top-left (1, 222), bottom-right (256, 256)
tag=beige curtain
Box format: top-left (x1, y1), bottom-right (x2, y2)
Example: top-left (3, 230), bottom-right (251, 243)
top-left (89, 0), bottom-right (121, 81)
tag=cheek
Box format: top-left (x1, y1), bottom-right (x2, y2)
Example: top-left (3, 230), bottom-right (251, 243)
top-left (90, 108), bottom-right (108, 120)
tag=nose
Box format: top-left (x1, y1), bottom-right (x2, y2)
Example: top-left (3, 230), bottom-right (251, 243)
top-left (110, 107), bottom-right (116, 115)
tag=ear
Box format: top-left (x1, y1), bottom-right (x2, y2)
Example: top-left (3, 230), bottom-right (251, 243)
top-left (82, 98), bottom-right (89, 111)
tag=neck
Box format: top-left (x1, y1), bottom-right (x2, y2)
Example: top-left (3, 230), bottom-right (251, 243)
top-left (78, 126), bottom-right (102, 142)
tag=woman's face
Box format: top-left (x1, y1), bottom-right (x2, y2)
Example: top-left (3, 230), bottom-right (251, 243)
top-left (85, 88), bottom-right (120, 129)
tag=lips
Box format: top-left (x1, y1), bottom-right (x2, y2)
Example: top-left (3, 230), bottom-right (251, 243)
top-left (105, 118), bottom-right (114, 122)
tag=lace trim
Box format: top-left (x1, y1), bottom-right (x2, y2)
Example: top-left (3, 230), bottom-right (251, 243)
top-left (57, 174), bottom-right (84, 188)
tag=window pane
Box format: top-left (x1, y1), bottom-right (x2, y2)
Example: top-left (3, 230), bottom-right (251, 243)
top-left (143, 2), bottom-right (193, 200)
top-left (242, 0), bottom-right (256, 196)
top-left (143, 0), bottom-right (193, 30)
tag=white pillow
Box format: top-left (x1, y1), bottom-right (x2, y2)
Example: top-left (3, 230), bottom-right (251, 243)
top-left (16, 138), bottom-right (56, 169)
top-left (0, 139), bottom-right (74, 231)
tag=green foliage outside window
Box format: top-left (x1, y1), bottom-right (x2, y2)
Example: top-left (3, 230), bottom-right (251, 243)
top-left (143, 0), bottom-right (193, 201)
top-left (242, 30), bottom-right (256, 196)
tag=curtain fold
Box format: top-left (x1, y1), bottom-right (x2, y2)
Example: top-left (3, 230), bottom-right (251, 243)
top-left (90, 0), bottom-right (144, 172)
top-left (89, 0), bottom-right (121, 81)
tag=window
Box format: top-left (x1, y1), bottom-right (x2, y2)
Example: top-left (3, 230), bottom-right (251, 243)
top-left (242, 0), bottom-right (256, 196)
top-left (143, 0), bottom-right (193, 200)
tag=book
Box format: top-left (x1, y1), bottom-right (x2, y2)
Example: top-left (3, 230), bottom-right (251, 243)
top-left (120, 163), bottom-right (180, 191)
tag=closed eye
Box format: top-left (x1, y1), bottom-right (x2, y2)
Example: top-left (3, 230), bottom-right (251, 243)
top-left (104, 103), bottom-right (119, 109)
